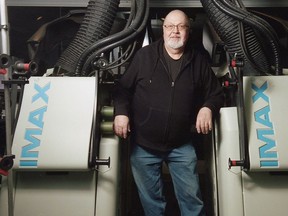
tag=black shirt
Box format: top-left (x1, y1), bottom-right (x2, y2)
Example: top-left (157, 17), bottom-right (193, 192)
top-left (163, 47), bottom-right (183, 81)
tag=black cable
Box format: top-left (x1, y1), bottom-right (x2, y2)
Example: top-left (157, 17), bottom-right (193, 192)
top-left (80, 0), bottom-right (146, 74)
top-left (202, 0), bottom-right (281, 75)
top-left (76, 0), bottom-right (147, 75)
top-left (104, 41), bottom-right (138, 70)
top-left (218, 0), bottom-right (282, 75)
top-left (237, 21), bottom-right (271, 75)
top-left (80, 0), bottom-right (149, 76)
top-left (226, 0), bottom-right (279, 40)
top-left (75, 0), bottom-right (137, 75)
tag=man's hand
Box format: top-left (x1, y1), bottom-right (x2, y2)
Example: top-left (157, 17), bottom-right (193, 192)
top-left (196, 107), bottom-right (212, 134)
top-left (113, 115), bottom-right (130, 139)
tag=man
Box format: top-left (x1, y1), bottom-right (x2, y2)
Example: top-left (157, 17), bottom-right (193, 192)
top-left (113, 10), bottom-right (224, 216)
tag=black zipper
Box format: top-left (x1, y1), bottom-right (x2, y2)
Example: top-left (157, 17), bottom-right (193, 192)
top-left (160, 58), bottom-right (176, 144)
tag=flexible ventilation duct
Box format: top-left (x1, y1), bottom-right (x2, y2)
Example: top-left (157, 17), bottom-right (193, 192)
top-left (201, 0), bottom-right (282, 75)
top-left (53, 0), bottom-right (120, 75)
top-left (76, 0), bottom-right (149, 76)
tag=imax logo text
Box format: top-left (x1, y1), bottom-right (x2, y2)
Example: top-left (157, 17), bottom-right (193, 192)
top-left (20, 82), bottom-right (51, 167)
top-left (252, 81), bottom-right (278, 168)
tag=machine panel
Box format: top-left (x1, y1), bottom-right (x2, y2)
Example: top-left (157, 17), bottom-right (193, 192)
top-left (12, 77), bottom-right (96, 171)
top-left (244, 76), bottom-right (288, 171)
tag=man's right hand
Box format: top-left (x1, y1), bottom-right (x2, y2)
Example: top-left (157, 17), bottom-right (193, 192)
top-left (113, 115), bottom-right (130, 139)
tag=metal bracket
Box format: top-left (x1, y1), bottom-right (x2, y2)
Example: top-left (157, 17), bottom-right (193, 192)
top-left (0, 24), bottom-right (8, 30)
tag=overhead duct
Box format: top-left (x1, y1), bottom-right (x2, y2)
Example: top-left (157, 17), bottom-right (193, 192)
top-left (53, 0), bottom-right (149, 76)
top-left (53, 0), bottom-right (120, 76)
top-left (76, 0), bottom-right (149, 76)
top-left (201, 0), bottom-right (282, 75)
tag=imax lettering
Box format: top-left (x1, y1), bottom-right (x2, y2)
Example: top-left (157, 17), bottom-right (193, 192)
top-left (20, 82), bottom-right (50, 167)
top-left (252, 81), bottom-right (278, 168)
top-left (21, 129), bottom-right (41, 158)
top-left (257, 129), bottom-right (277, 158)
top-left (252, 81), bottom-right (269, 103)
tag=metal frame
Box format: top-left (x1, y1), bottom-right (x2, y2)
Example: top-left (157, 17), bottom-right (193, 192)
top-left (5, 0), bottom-right (288, 8)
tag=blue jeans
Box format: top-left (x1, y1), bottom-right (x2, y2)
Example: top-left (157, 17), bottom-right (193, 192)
top-left (130, 142), bottom-right (205, 216)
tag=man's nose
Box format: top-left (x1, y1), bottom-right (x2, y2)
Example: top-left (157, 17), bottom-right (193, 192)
top-left (172, 26), bottom-right (180, 32)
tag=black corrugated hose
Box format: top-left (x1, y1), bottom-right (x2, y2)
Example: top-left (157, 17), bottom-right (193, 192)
top-left (53, 0), bottom-right (120, 76)
top-left (220, 0), bottom-right (281, 75)
top-left (77, 0), bottom-right (149, 76)
top-left (200, 0), bottom-right (282, 75)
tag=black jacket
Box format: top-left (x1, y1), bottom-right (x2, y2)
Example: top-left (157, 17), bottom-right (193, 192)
top-left (113, 39), bottom-right (224, 151)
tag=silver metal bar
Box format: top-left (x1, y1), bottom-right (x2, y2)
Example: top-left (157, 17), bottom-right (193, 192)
top-left (0, 0), bottom-right (14, 216)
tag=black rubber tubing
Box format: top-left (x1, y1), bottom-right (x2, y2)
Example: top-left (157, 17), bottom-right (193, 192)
top-left (77, 0), bottom-right (148, 76)
top-left (53, 0), bottom-right (120, 75)
top-left (200, 0), bottom-right (282, 75)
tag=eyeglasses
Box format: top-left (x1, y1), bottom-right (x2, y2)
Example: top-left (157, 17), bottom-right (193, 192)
top-left (163, 24), bottom-right (189, 31)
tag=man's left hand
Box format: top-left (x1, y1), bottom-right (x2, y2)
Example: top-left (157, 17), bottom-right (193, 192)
top-left (196, 107), bottom-right (212, 134)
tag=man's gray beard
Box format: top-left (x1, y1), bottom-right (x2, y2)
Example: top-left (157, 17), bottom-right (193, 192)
top-left (167, 39), bottom-right (184, 49)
